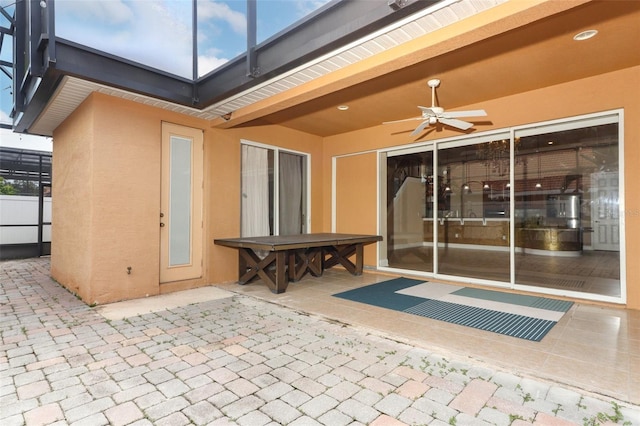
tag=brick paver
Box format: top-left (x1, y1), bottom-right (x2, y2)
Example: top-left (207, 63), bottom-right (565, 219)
top-left (1, 258), bottom-right (639, 425)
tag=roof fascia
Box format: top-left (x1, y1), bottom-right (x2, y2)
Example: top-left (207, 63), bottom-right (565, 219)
top-left (196, 0), bottom-right (434, 108)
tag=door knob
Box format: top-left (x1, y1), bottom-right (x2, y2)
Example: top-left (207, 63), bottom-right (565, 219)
top-left (160, 223), bottom-right (165, 227)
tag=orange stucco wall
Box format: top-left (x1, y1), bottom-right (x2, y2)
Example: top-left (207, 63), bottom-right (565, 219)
top-left (323, 66), bottom-right (640, 309)
top-left (51, 93), bottom-right (323, 304)
top-left (335, 153), bottom-right (379, 266)
top-left (51, 66), bottom-right (638, 308)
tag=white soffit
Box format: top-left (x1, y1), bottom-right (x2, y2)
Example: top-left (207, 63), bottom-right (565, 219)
top-left (30, 0), bottom-right (506, 136)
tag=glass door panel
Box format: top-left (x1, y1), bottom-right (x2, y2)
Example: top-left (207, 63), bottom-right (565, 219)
top-left (168, 136), bottom-right (193, 266)
top-left (437, 143), bottom-right (510, 282)
top-left (514, 123), bottom-right (621, 297)
top-left (278, 152), bottom-right (306, 235)
top-left (386, 151), bottom-right (434, 273)
top-left (241, 143), bottom-right (309, 237)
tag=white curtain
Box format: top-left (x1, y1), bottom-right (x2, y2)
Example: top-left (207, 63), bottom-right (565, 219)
top-left (279, 152), bottom-right (303, 235)
top-left (241, 145), bottom-right (270, 237)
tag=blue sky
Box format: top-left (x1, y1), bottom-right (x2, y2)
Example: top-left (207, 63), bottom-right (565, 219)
top-left (54, 0), bottom-right (331, 78)
top-left (1, 0), bottom-right (330, 127)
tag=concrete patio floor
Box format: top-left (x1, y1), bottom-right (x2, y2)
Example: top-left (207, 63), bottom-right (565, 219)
top-left (1, 257), bottom-right (639, 425)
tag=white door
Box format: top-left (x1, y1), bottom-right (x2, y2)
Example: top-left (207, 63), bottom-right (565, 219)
top-left (591, 171), bottom-right (619, 251)
top-left (160, 123), bottom-right (204, 283)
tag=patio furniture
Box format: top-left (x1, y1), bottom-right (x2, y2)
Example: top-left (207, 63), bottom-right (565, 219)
top-left (214, 233), bottom-right (382, 293)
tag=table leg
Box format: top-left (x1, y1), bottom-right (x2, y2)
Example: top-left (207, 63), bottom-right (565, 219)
top-left (289, 247), bottom-right (323, 281)
top-left (237, 249), bottom-right (289, 293)
top-left (323, 243), bottom-right (362, 275)
top-left (273, 251), bottom-right (288, 293)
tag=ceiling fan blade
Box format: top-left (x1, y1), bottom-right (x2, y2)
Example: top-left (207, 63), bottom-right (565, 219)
top-left (418, 106), bottom-right (436, 115)
top-left (443, 109), bottom-right (487, 118)
top-left (382, 117), bottom-right (423, 125)
top-left (438, 117), bottom-right (474, 130)
top-left (411, 120), bottom-right (431, 136)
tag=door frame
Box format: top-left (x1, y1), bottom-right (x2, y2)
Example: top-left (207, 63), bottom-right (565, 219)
top-left (160, 122), bottom-right (204, 283)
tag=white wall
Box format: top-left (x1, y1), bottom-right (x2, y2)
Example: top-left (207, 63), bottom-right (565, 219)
top-left (0, 195), bottom-right (52, 244)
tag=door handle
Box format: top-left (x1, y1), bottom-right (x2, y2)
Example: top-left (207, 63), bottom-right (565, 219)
top-left (160, 223), bottom-right (165, 227)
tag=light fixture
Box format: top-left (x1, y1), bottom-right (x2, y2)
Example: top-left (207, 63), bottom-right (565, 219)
top-left (461, 162), bottom-right (471, 194)
top-left (40, 0), bottom-right (46, 8)
top-left (536, 148), bottom-right (542, 189)
top-left (337, 105), bottom-right (349, 111)
top-left (573, 30), bottom-right (597, 41)
top-left (476, 138), bottom-right (521, 177)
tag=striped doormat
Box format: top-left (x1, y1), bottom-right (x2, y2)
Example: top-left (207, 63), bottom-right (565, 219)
top-left (333, 278), bottom-right (573, 342)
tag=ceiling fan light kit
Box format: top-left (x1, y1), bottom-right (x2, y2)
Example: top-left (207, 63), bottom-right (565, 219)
top-left (383, 78), bottom-right (487, 135)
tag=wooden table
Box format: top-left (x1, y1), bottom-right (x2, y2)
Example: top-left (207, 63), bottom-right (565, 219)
top-left (214, 233), bottom-right (382, 293)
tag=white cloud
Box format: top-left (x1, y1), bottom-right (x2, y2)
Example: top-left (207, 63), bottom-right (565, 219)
top-left (56, 0), bottom-right (134, 25)
top-left (198, 53), bottom-right (229, 77)
top-left (0, 128), bottom-right (52, 151)
top-left (0, 108), bottom-right (10, 124)
top-left (55, 0), bottom-right (194, 78)
top-left (198, 0), bottom-right (246, 35)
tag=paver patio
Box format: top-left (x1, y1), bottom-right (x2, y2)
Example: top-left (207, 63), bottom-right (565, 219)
top-left (1, 258), bottom-right (639, 425)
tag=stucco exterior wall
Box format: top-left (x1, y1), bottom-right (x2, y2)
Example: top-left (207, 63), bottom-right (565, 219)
top-left (51, 93), bottom-right (324, 304)
top-left (51, 96), bottom-right (94, 301)
top-left (51, 65), bottom-right (638, 308)
top-left (323, 66), bottom-right (640, 309)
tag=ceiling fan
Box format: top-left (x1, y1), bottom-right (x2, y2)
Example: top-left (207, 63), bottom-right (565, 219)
top-left (383, 78), bottom-right (487, 135)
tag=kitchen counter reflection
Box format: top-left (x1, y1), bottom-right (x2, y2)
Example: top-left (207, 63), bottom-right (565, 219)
top-left (516, 227), bottom-right (582, 256)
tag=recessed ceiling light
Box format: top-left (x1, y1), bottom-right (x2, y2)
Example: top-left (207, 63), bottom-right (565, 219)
top-left (337, 105), bottom-right (349, 111)
top-left (573, 30), bottom-right (598, 41)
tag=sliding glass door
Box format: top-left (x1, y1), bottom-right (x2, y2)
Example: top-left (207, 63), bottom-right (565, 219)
top-left (381, 111), bottom-right (623, 302)
top-left (241, 143), bottom-right (308, 237)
